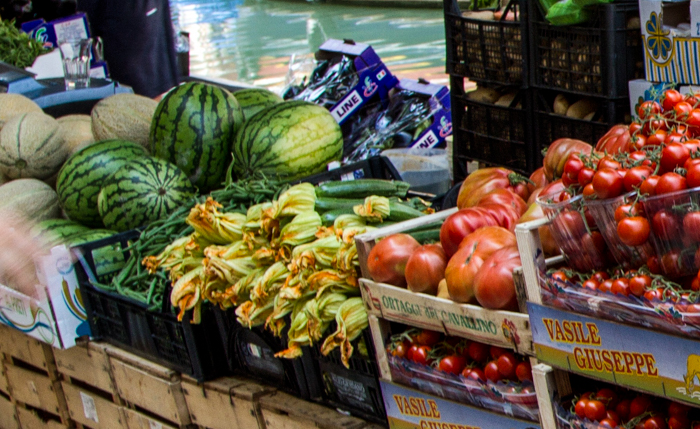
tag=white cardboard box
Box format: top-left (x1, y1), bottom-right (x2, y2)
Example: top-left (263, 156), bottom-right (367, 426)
top-left (0, 245), bottom-right (90, 349)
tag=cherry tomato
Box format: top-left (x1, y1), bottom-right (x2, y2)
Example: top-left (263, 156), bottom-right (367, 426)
top-left (484, 361), bottom-right (503, 382)
top-left (598, 156), bottom-right (622, 171)
top-left (515, 360), bottom-right (533, 381)
top-left (582, 183), bottom-right (596, 198)
top-left (668, 416), bottom-right (690, 429)
top-left (647, 129), bottom-right (668, 146)
top-left (687, 109), bottom-right (700, 134)
top-left (596, 388), bottom-right (619, 408)
top-left (599, 418), bottom-right (617, 428)
top-left (489, 345), bottom-right (507, 360)
top-left (593, 168), bottom-right (625, 199)
top-left (605, 410), bottom-right (621, 425)
top-left (563, 154), bottom-right (585, 186)
top-left (462, 367), bottom-right (486, 382)
top-left (388, 339), bottom-right (411, 358)
top-left (575, 398), bottom-right (589, 418)
top-left (661, 250), bottom-right (686, 278)
top-left (663, 89), bottom-right (684, 112)
top-left (640, 175), bottom-right (661, 196)
top-left (407, 344), bottom-right (418, 361)
top-left (624, 166), bottom-right (654, 192)
top-left (556, 209), bottom-right (587, 239)
top-left (578, 167), bottom-right (597, 187)
top-left (652, 209), bottom-right (682, 241)
top-left (629, 274), bottom-right (653, 297)
top-left (655, 172), bottom-right (687, 195)
top-left (644, 415), bottom-right (668, 429)
top-left (674, 101), bottom-right (694, 121)
top-left (661, 142), bottom-right (691, 172)
top-left (668, 402), bottom-right (692, 418)
top-left (617, 216), bottom-right (651, 246)
top-left (629, 395), bottom-right (653, 418)
top-left (468, 341), bottom-right (490, 363)
top-left (414, 330), bottom-right (441, 346)
top-left (585, 399), bottom-right (608, 422)
top-left (614, 203), bottom-right (641, 222)
top-left (582, 278), bottom-right (600, 291)
top-left (599, 279), bottom-right (614, 294)
top-left (611, 277), bottom-right (631, 296)
top-left (438, 355), bottom-right (468, 375)
top-left (615, 399), bottom-right (631, 421)
top-left (496, 352), bottom-right (518, 380)
top-left (686, 163), bottom-right (700, 188)
top-left (630, 134), bottom-right (648, 151)
top-left (592, 271), bottom-right (610, 283)
top-left (683, 212), bottom-right (700, 242)
top-left (411, 345), bottom-right (432, 366)
top-left (640, 100), bottom-right (663, 119)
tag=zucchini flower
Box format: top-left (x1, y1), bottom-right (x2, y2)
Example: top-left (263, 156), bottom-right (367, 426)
top-left (204, 240), bottom-right (253, 261)
top-left (305, 291), bottom-right (347, 343)
top-left (187, 197), bottom-right (247, 244)
top-left (273, 211), bottom-right (322, 260)
top-left (202, 275), bottom-right (229, 305)
top-left (167, 256), bottom-right (205, 284)
top-left (289, 235), bottom-right (341, 275)
top-left (332, 214), bottom-right (366, 240)
top-left (227, 267), bottom-right (265, 307)
top-left (320, 297), bottom-right (368, 368)
top-left (275, 295), bottom-right (315, 359)
top-left (353, 196), bottom-right (390, 222)
top-left (250, 261), bottom-right (289, 304)
top-left (142, 234), bottom-right (192, 274)
top-left (306, 269), bottom-right (356, 296)
top-left (236, 299), bottom-right (274, 328)
top-left (170, 266), bottom-right (205, 323)
top-left (204, 255), bottom-right (257, 285)
top-left (268, 182), bottom-right (316, 219)
top-left (244, 202), bottom-right (272, 231)
top-left (267, 289), bottom-right (316, 337)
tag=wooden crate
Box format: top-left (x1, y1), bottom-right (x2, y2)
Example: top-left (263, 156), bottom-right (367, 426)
top-left (0, 360), bottom-right (8, 396)
top-left (0, 324), bottom-right (53, 372)
top-left (0, 393), bottom-right (18, 429)
top-left (15, 404), bottom-right (66, 429)
top-left (107, 347), bottom-right (190, 427)
top-left (5, 363), bottom-right (60, 415)
top-left (121, 407), bottom-right (179, 429)
top-left (258, 390), bottom-right (367, 429)
top-left (62, 382), bottom-right (126, 429)
top-left (53, 341), bottom-right (117, 399)
top-left (181, 375), bottom-right (273, 429)
top-left (531, 360), bottom-right (571, 429)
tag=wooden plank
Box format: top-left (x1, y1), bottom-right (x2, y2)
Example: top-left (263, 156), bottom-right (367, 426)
top-left (181, 376), bottom-right (272, 429)
top-left (121, 407), bottom-right (179, 429)
top-left (54, 342), bottom-right (116, 396)
top-left (514, 219), bottom-right (551, 305)
top-left (62, 382), bottom-right (126, 429)
top-left (110, 358), bottom-right (190, 426)
top-left (106, 346), bottom-right (178, 381)
top-left (15, 405), bottom-right (65, 429)
top-left (5, 364), bottom-right (59, 415)
top-left (367, 315), bottom-right (392, 381)
top-left (259, 391), bottom-right (366, 429)
top-left (0, 324), bottom-right (50, 371)
top-left (531, 360), bottom-right (558, 429)
top-left (0, 393), bottom-right (18, 429)
top-left (360, 278), bottom-right (534, 355)
top-left (0, 361), bottom-right (8, 396)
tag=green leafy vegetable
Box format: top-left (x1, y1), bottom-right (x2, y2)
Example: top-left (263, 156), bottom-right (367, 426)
top-left (0, 18), bottom-right (48, 68)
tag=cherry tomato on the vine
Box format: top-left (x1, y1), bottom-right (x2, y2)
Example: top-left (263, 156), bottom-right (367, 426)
top-left (640, 100), bottom-right (663, 119)
top-left (655, 172), bottom-right (687, 195)
top-left (663, 89), bottom-right (684, 112)
top-left (593, 168), bottom-right (625, 199)
top-left (617, 216), bottom-right (651, 246)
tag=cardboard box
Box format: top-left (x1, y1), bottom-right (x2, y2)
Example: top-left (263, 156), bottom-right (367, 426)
top-left (0, 245), bottom-right (90, 349)
top-left (628, 78), bottom-right (700, 119)
top-left (639, 0), bottom-right (700, 85)
top-left (380, 380), bottom-right (542, 429)
top-left (394, 78), bottom-right (452, 150)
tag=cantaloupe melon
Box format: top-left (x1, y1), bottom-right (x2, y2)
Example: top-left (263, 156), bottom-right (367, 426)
top-left (0, 112), bottom-right (69, 180)
top-left (0, 178), bottom-right (61, 222)
top-left (91, 93), bottom-right (157, 149)
top-left (57, 114), bottom-right (96, 154)
top-left (0, 94), bottom-right (42, 130)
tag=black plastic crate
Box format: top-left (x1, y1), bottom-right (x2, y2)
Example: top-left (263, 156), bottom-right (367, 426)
top-left (528, 1), bottom-right (644, 97)
top-left (533, 88), bottom-right (630, 156)
top-left (73, 231), bottom-right (229, 382)
top-left (307, 324), bottom-right (386, 425)
top-left (444, 0), bottom-right (529, 87)
top-left (296, 155), bottom-right (402, 184)
top-left (451, 76), bottom-right (536, 181)
top-left (213, 306), bottom-right (322, 401)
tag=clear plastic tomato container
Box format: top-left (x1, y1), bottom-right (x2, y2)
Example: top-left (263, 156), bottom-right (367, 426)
top-left (641, 186), bottom-right (700, 278)
top-left (537, 193), bottom-right (610, 272)
top-left (584, 192), bottom-right (653, 269)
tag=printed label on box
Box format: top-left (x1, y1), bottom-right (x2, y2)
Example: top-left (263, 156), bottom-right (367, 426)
top-left (529, 303), bottom-right (700, 406)
top-left (80, 391), bottom-right (99, 423)
top-left (381, 381), bottom-right (540, 429)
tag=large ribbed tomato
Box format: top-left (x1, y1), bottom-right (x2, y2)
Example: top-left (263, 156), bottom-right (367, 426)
top-left (473, 246), bottom-right (521, 310)
top-left (596, 124), bottom-right (632, 154)
top-left (476, 188), bottom-right (528, 216)
top-left (367, 233), bottom-right (420, 287)
top-left (405, 243), bottom-right (448, 295)
top-left (439, 207), bottom-right (498, 258)
top-left (543, 138), bottom-right (593, 181)
top-left (456, 167), bottom-right (530, 208)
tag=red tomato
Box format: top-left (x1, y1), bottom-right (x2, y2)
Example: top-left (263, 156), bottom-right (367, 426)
top-left (629, 395), bottom-right (653, 418)
top-left (585, 399), bottom-right (608, 422)
top-left (543, 138), bottom-right (593, 181)
top-left (477, 188), bottom-right (528, 216)
top-left (598, 156), bottom-right (622, 171)
top-left (605, 410), bottom-right (621, 425)
top-left (687, 109), bottom-right (700, 134)
top-left (644, 416), bottom-right (668, 429)
top-left (582, 278), bottom-right (600, 291)
top-left (462, 367), bottom-right (486, 382)
top-left (593, 168), bottom-right (625, 199)
top-left (663, 89), bottom-right (684, 111)
top-left (478, 202), bottom-right (522, 232)
top-left (407, 344), bottom-right (418, 361)
top-left (554, 209), bottom-right (587, 239)
top-left (630, 134), bottom-right (648, 151)
top-left (640, 100), bottom-right (663, 119)
top-left (599, 279), bottom-right (614, 293)
top-left (617, 216), bottom-right (651, 246)
top-left (614, 203), bottom-right (641, 222)
top-left (414, 330), bottom-right (441, 346)
top-left (439, 207), bottom-right (498, 258)
top-left (652, 209), bottom-right (682, 241)
top-left (615, 399), bottom-right (631, 421)
top-left (495, 351), bottom-right (518, 380)
top-left (683, 212), bottom-right (700, 242)
top-left (405, 244), bottom-right (448, 295)
top-left (668, 416), bottom-right (690, 429)
top-left (592, 271), bottom-right (610, 283)
top-left (578, 167), bottom-right (597, 187)
top-left (647, 129), bottom-right (668, 146)
top-left (538, 179), bottom-right (567, 203)
top-left (388, 339), bottom-right (411, 358)
top-left (684, 139), bottom-right (700, 155)
top-left (575, 399), bottom-right (589, 418)
top-left (686, 163), bottom-right (700, 188)
top-left (661, 142), bottom-right (691, 172)
top-left (528, 167), bottom-right (549, 193)
top-left (596, 388), bottom-right (619, 408)
top-left (472, 246), bottom-right (521, 310)
top-left (668, 402), bottom-right (691, 418)
top-left (367, 233), bottom-right (421, 287)
top-left (640, 175), bottom-right (661, 196)
top-left (596, 124), bottom-right (632, 154)
top-left (674, 101), bottom-right (694, 121)
top-left (515, 360), bottom-right (533, 381)
top-left (438, 355), bottom-right (468, 375)
top-left (582, 183), bottom-right (596, 198)
top-left (484, 361), bottom-right (503, 382)
top-left (611, 277), bottom-right (631, 296)
top-left (563, 154), bottom-right (585, 186)
top-left (599, 418), bottom-right (617, 428)
top-left (629, 274), bottom-right (652, 297)
top-left (467, 341), bottom-right (490, 363)
top-left (624, 166), bottom-right (654, 192)
top-left (655, 172), bottom-right (687, 195)
top-left (517, 200), bottom-right (560, 257)
top-left (412, 345), bottom-right (432, 366)
top-left (489, 345), bottom-right (507, 359)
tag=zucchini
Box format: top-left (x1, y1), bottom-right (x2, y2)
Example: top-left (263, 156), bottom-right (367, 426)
top-left (407, 228), bottom-right (441, 244)
top-left (387, 201), bottom-right (427, 222)
top-left (315, 179), bottom-right (411, 199)
top-left (320, 209), bottom-right (355, 226)
top-left (315, 197), bottom-right (365, 212)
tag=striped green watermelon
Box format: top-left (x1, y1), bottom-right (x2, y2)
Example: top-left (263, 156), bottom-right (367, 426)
top-left (233, 88), bottom-right (283, 121)
top-left (231, 101), bottom-right (342, 182)
top-left (31, 218), bottom-right (90, 247)
top-left (149, 82), bottom-right (244, 192)
top-left (97, 157), bottom-right (196, 232)
top-left (65, 229), bottom-right (125, 277)
top-left (56, 140), bottom-right (149, 227)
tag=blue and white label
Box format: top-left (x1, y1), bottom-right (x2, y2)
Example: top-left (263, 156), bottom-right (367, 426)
top-left (412, 130), bottom-right (439, 149)
top-left (331, 90), bottom-right (363, 123)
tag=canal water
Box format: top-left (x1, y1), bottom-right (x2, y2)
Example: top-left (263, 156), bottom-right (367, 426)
top-left (170, 0), bottom-right (448, 93)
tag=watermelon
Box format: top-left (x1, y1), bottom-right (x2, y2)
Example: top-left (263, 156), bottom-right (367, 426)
top-left (149, 82), bottom-right (244, 192)
top-left (231, 101), bottom-right (343, 182)
top-left (56, 139), bottom-right (149, 227)
top-left (65, 229), bottom-right (125, 277)
top-left (31, 218), bottom-right (90, 246)
top-left (233, 88), bottom-right (283, 121)
top-left (97, 157), bottom-right (196, 232)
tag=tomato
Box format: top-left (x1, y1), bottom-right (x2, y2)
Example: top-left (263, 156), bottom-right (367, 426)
top-left (615, 399), bottom-right (631, 421)
top-left (407, 344), bottom-right (418, 361)
top-left (478, 202), bottom-right (522, 232)
top-left (563, 154), bottom-right (585, 186)
top-left (668, 416), bottom-right (690, 429)
top-left (647, 129), bottom-right (669, 146)
top-left (528, 167), bottom-right (549, 193)
top-left (624, 166), bottom-right (654, 192)
top-left (578, 167), bottom-right (597, 187)
top-left (489, 345), bottom-right (507, 360)
top-left (468, 341), bottom-right (490, 363)
top-left (605, 410), bottom-right (621, 425)
top-left (614, 203), bottom-right (641, 222)
top-left (585, 399), bottom-right (608, 422)
top-left (686, 163), bottom-right (700, 188)
top-left (611, 277), bottom-right (631, 296)
top-left (597, 156), bottom-right (621, 171)
top-left (668, 402), bottom-right (691, 418)
top-left (629, 395), bottom-right (653, 418)
top-left (457, 167), bottom-right (530, 208)
top-left (640, 175), bottom-right (661, 196)
top-left (687, 109), bottom-right (700, 134)
top-left (484, 361), bottom-right (503, 382)
top-left (666, 132), bottom-right (688, 145)
top-left (596, 388), bottom-right (619, 408)
top-left (517, 201), bottom-right (560, 256)
top-left (438, 355), bottom-right (468, 375)
top-left (629, 274), bottom-right (652, 297)
top-left (554, 209), bottom-right (587, 239)
top-left (495, 352), bottom-right (518, 380)
top-left (538, 179), bottom-right (567, 203)
top-left (663, 89), bottom-right (684, 111)
top-left (644, 416), bottom-right (668, 429)
top-left (412, 345), bottom-right (433, 366)
top-left (599, 418), bottom-right (617, 428)
top-left (630, 134), bottom-right (648, 151)
top-left (617, 216), bottom-right (651, 246)
top-left (655, 172), bottom-right (687, 195)
top-left (582, 278), bottom-right (600, 291)
top-left (440, 207), bottom-right (498, 258)
top-left (414, 330), bottom-right (441, 346)
top-left (593, 168), bottom-right (625, 199)
top-left (683, 212), bottom-right (700, 242)
top-left (388, 339), bottom-right (411, 358)
top-left (582, 183), bottom-right (596, 198)
top-left (463, 367), bottom-right (486, 382)
top-left (473, 246), bottom-right (521, 310)
top-left (543, 138), bottom-right (593, 181)
top-left (597, 124), bottom-right (632, 154)
top-left (515, 360), bottom-right (532, 381)
top-left (405, 244), bottom-right (448, 295)
top-left (477, 188), bottom-right (528, 216)
top-left (640, 100), bottom-right (663, 119)
top-left (661, 142), bottom-right (691, 172)
top-left (674, 101), bottom-right (694, 121)
top-left (367, 233), bottom-right (421, 287)
top-left (445, 227), bottom-right (517, 303)
top-left (599, 278), bottom-right (614, 293)
top-left (575, 399), bottom-right (589, 418)
top-left (652, 209), bottom-right (682, 241)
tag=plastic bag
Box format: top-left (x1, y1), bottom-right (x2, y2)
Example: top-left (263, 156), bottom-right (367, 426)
top-left (283, 56), bottom-right (359, 109)
top-left (544, 0), bottom-right (593, 26)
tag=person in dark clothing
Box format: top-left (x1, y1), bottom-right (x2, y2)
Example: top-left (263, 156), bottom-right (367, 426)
top-left (76, 0), bottom-right (179, 98)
